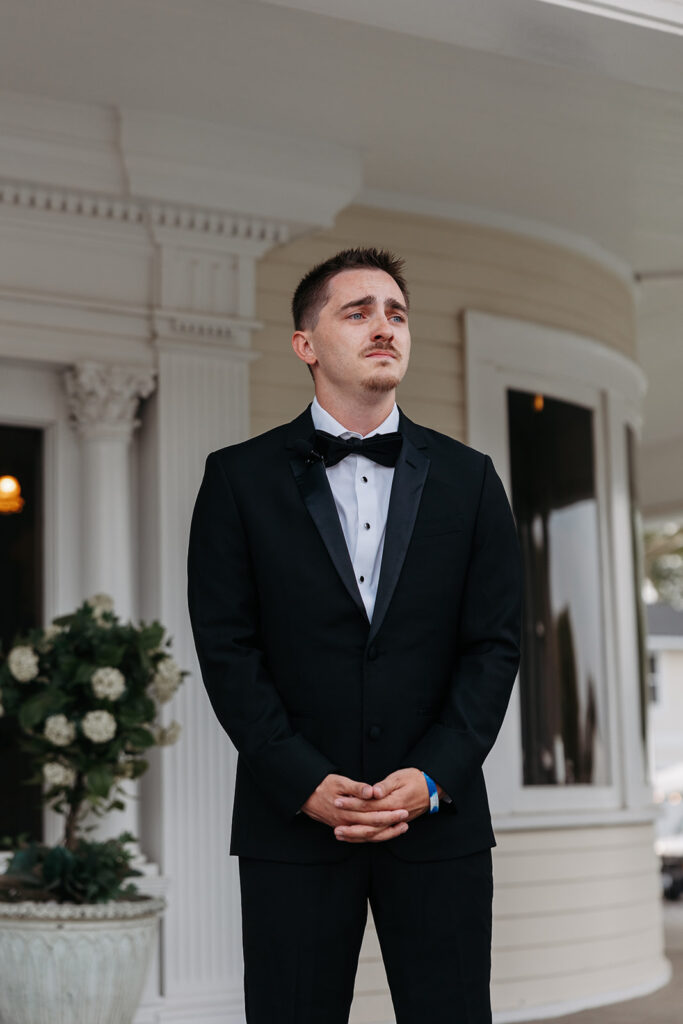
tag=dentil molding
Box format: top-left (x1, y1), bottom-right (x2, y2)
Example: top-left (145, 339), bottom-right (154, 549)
top-left (0, 178), bottom-right (290, 247)
top-left (151, 310), bottom-right (262, 361)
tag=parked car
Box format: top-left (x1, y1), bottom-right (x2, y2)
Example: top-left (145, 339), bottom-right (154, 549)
top-left (657, 832), bottom-right (683, 900)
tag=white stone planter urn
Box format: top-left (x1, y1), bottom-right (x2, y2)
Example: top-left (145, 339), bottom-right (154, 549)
top-left (0, 896), bottom-right (165, 1024)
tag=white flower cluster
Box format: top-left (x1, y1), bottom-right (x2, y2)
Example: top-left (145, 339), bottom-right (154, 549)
top-left (43, 762), bottom-right (76, 788)
top-left (91, 666), bottom-right (126, 701)
top-left (82, 709), bottom-right (117, 743)
top-left (148, 656), bottom-right (182, 703)
top-left (42, 623), bottom-right (64, 646)
top-left (86, 592), bottom-right (115, 626)
top-left (44, 714), bottom-right (76, 747)
top-left (8, 645), bottom-right (40, 683)
top-left (154, 720), bottom-right (182, 746)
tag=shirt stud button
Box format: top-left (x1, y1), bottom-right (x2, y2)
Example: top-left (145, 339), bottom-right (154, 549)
top-left (364, 522), bottom-right (371, 530)
top-left (359, 575), bottom-right (365, 583)
top-left (361, 476), bottom-right (368, 483)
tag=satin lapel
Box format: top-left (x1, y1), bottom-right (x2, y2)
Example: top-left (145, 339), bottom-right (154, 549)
top-left (368, 431), bottom-right (430, 645)
top-left (289, 450), bottom-right (369, 626)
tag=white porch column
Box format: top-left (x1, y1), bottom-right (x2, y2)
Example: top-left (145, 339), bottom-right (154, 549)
top-left (62, 360), bottom-right (156, 618)
top-left (136, 213), bottom-right (281, 1021)
top-left (61, 360), bottom-right (156, 844)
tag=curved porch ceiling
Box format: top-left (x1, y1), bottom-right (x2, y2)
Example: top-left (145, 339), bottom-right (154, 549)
top-left (0, 0), bottom-right (681, 456)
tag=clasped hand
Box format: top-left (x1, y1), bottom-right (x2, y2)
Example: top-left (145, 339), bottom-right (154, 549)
top-left (301, 768), bottom-right (435, 843)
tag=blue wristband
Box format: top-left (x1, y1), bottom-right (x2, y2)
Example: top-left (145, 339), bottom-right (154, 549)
top-left (422, 772), bottom-right (439, 814)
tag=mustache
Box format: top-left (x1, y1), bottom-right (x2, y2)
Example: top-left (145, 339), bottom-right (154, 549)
top-left (362, 345), bottom-right (400, 359)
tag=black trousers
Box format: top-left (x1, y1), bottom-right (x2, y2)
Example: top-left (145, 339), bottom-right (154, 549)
top-left (238, 844), bottom-right (493, 1024)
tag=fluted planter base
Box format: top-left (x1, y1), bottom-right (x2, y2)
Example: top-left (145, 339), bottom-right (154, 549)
top-left (0, 898), bottom-right (165, 1024)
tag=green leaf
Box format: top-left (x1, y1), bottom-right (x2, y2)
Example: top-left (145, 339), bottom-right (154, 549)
top-left (96, 644), bottom-right (127, 666)
top-left (17, 689), bottom-right (67, 731)
top-left (117, 696), bottom-right (156, 727)
top-left (125, 726), bottom-right (156, 749)
top-left (138, 623), bottom-right (165, 650)
top-left (42, 847), bottom-right (76, 890)
top-left (85, 766), bottom-right (115, 800)
top-left (73, 662), bottom-right (96, 685)
top-left (7, 845), bottom-right (41, 876)
top-left (51, 613), bottom-right (74, 627)
top-left (128, 759), bottom-right (149, 779)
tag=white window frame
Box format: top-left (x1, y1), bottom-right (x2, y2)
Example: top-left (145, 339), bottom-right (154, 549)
top-left (465, 311), bottom-right (651, 823)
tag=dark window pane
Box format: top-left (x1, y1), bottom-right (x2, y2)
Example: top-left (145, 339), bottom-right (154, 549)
top-left (626, 424), bottom-right (649, 774)
top-left (507, 389), bottom-right (610, 786)
top-left (0, 425), bottom-right (44, 845)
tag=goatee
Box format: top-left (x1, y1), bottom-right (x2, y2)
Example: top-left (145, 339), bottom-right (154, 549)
top-left (363, 374), bottom-right (400, 394)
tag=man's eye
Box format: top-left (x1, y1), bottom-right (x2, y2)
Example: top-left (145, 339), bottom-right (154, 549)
top-left (391, 315), bottom-right (405, 323)
top-left (348, 312), bottom-right (364, 320)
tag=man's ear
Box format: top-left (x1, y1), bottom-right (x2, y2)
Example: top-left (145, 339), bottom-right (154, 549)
top-left (292, 331), bottom-right (318, 369)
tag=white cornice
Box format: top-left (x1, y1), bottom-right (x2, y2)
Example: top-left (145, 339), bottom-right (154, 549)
top-left (118, 107), bottom-right (362, 232)
top-left (0, 93), bottom-right (363, 236)
top-left (0, 179), bottom-right (291, 247)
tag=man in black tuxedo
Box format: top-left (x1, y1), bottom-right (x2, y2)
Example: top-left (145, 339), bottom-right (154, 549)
top-left (187, 248), bottom-right (522, 1024)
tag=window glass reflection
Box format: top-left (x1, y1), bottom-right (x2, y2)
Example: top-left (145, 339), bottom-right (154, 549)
top-left (507, 389), bottom-right (610, 785)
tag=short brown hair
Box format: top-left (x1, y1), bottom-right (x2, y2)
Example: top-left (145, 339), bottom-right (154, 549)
top-left (291, 247), bottom-right (409, 331)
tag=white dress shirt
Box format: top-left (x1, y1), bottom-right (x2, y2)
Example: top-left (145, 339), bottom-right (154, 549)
top-left (311, 396), bottom-right (399, 622)
top-left (309, 397), bottom-right (452, 806)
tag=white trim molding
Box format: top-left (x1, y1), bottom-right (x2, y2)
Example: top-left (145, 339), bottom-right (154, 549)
top-left (359, 187), bottom-right (635, 290)
top-left (535, 1), bottom-right (683, 35)
top-left (0, 91), bottom-right (363, 235)
top-left (492, 958), bottom-right (672, 1023)
top-left (466, 311), bottom-right (652, 821)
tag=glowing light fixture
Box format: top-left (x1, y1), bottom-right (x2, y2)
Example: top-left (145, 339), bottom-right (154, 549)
top-left (533, 394), bottom-right (544, 412)
top-left (0, 475), bottom-right (24, 514)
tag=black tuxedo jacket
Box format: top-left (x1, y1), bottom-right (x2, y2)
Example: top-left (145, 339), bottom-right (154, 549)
top-left (187, 404), bottom-right (522, 863)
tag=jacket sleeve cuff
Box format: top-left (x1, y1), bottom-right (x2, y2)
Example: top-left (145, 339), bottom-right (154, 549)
top-left (243, 732), bottom-right (339, 821)
top-left (400, 722), bottom-right (482, 809)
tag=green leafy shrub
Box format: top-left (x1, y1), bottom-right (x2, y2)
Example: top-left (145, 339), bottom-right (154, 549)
top-left (0, 594), bottom-right (188, 901)
top-left (0, 833), bottom-right (142, 903)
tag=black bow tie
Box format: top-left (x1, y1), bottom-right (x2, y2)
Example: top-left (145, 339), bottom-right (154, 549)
top-left (304, 429), bottom-right (403, 468)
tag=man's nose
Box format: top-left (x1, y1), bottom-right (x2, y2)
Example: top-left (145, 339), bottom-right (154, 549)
top-left (371, 317), bottom-right (394, 342)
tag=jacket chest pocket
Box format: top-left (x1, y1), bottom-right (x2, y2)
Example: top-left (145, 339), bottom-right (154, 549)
top-left (412, 513), bottom-right (464, 540)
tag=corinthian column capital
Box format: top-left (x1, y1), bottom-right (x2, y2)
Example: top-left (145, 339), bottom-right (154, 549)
top-left (62, 361), bottom-right (156, 441)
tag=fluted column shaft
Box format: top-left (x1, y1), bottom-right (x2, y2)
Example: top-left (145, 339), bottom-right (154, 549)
top-left (61, 361), bottom-right (156, 842)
